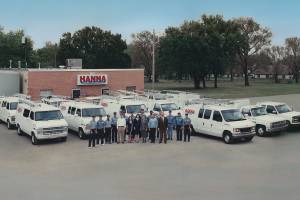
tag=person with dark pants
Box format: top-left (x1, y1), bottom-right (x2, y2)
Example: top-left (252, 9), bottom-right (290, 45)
top-left (133, 114), bottom-right (141, 143)
top-left (97, 115), bottom-right (106, 146)
top-left (175, 112), bottom-right (184, 141)
top-left (158, 111), bottom-right (168, 144)
top-left (183, 113), bottom-right (192, 142)
top-left (140, 109), bottom-right (148, 143)
top-left (88, 116), bottom-right (97, 148)
top-left (105, 115), bottom-right (112, 144)
top-left (127, 113), bottom-right (134, 143)
top-left (167, 110), bottom-right (175, 140)
top-left (148, 112), bottom-right (158, 143)
top-left (111, 112), bottom-right (118, 143)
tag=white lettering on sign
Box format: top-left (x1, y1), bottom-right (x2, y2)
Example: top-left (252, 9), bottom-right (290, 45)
top-left (77, 74), bottom-right (108, 85)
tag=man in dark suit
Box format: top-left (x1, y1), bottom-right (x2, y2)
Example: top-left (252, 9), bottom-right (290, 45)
top-left (158, 111), bottom-right (168, 144)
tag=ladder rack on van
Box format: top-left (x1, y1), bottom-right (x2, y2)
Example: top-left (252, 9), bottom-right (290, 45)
top-left (13, 94), bottom-right (31, 100)
top-left (19, 99), bottom-right (42, 108)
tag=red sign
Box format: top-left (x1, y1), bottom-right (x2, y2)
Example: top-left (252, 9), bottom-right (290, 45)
top-left (77, 74), bottom-right (108, 85)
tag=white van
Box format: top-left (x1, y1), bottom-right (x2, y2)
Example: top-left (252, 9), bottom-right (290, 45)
top-left (15, 101), bottom-right (68, 145)
top-left (240, 105), bottom-right (288, 136)
top-left (191, 104), bottom-right (256, 144)
top-left (60, 101), bottom-right (107, 139)
top-left (0, 97), bottom-right (20, 129)
top-left (257, 101), bottom-right (300, 127)
top-left (148, 99), bottom-right (183, 116)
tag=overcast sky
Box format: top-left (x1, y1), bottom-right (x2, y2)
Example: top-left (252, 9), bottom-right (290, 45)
top-left (1, 0), bottom-right (300, 48)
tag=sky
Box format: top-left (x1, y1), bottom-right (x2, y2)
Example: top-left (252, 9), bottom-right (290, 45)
top-left (1, 0), bottom-right (300, 48)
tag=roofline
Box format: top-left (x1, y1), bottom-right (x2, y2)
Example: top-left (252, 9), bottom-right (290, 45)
top-left (26, 68), bottom-right (144, 72)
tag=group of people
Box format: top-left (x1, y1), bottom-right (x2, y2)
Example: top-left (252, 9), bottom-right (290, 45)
top-left (87, 109), bottom-right (192, 148)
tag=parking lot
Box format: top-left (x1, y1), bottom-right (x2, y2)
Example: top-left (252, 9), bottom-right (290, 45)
top-left (1, 94), bottom-right (300, 200)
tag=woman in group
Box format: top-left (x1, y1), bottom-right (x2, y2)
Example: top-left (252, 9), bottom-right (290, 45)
top-left (133, 114), bottom-right (141, 143)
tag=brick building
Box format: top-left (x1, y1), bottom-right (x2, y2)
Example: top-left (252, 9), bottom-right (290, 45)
top-left (0, 68), bottom-right (144, 100)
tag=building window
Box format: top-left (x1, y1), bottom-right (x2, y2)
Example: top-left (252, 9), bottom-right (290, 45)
top-left (102, 88), bottom-right (110, 95)
top-left (72, 89), bottom-right (81, 99)
top-left (126, 86), bottom-right (136, 92)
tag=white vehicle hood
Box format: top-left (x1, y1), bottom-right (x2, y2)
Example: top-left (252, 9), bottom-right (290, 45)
top-left (8, 110), bottom-right (17, 117)
top-left (225, 119), bottom-right (255, 129)
top-left (35, 120), bottom-right (68, 129)
top-left (253, 115), bottom-right (286, 124)
top-left (279, 111), bottom-right (300, 118)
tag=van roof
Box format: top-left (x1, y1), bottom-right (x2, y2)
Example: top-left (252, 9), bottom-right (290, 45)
top-left (257, 101), bottom-right (285, 106)
top-left (61, 101), bottom-right (104, 109)
top-left (18, 102), bottom-right (60, 112)
top-left (2, 96), bottom-right (21, 102)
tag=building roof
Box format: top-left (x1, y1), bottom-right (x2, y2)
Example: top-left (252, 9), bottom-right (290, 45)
top-left (26, 68), bottom-right (144, 72)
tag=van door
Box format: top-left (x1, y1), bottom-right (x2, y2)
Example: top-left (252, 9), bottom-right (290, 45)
top-left (202, 109), bottom-right (212, 135)
top-left (69, 107), bottom-right (77, 130)
top-left (74, 108), bottom-right (82, 131)
top-left (22, 109), bottom-right (31, 134)
top-left (211, 111), bottom-right (224, 137)
top-left (194, 108), bottom-right (204, 132)
top-left (0, 101), bottom-right (7, 121)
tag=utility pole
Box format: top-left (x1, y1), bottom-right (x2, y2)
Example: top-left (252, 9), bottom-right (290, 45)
top-left (152, 29), bottom-right (155, 90)
top-left (9, 60), bottom-right (12, 69)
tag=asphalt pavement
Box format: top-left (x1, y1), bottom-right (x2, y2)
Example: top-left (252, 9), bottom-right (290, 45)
top-left (1, 94), bottom-right (300, 200)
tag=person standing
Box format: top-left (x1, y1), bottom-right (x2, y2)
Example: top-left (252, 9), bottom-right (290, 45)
top-left (183, 113), bottom-right (192, 142)
top-left (148, 112), bottom-right (158, 143)
top-left (111, 112), bottom-right (118, 143)
top-left (127, 113), bottom-right (134, 143)
top-left (88, 116), bottom-right (97, 148)
top-left (97, 115), bottom-right (106, 145)
top-left (158, 111), bottom-right (168, 144)
top-left (140, 109), bottom-right (148, 143)
top-left (133, 114), bottom-right (141, 143)
top-left (105, 114), bottom-right (112, 144)
top-left (175, 112), bottom-right (184, 141)
top-left (167, 110), bottom-right (175, 140)
top-left (117, 112), bottom-right (126, 144)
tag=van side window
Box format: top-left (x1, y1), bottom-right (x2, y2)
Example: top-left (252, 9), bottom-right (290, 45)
top-left (76, 109), bottom-right (81, 116)
top-left (2, 101), bottom-right (6, 107)
top-left (30, 112), bottom-right (34, 120)
top-left (68, 107), bottom-right (72, 114)
top-left (71, 107), bottom-right (76, 115)
top-left (213, 111), bottom-right (223, 122)
top-left (198, 109), bottom-right (204, 118)
top-left (6, 103), bottom-right (9, 110)
top-left (153, 104), bottom-right (161, 112)
top-left (266, 105), bottom-right (276, 114)
top-left (241, 108), bottom-right (251, 116)
top-left (203, 109), bottom-right (212, 120)
top-left (23, 109), bottom-right (30, 118)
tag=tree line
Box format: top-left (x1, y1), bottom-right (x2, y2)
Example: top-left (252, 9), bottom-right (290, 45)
top-left (1, 14), bottom-right (300, 88)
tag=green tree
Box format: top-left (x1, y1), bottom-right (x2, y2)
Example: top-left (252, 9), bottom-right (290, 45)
top-left (35, 41), bottom-right (59, 68)
top-left (57, 26), bottom-right (131, 68)
top-left (234, 17), bottom-right (272, 86)
top-left (285, 37), bottom-right (300, 83)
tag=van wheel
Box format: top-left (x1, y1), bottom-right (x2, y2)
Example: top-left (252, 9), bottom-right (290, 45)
top-left (245, 136), bottom-right (254, 142)
top-left (31, 133), bottom-right (38, 145)
top-left (61, 137), bottom-right (67, 142)
top-left (223, 132), bottom-right (232, 144)
top-left (17, 125), bottom-right (23, 136)
top-left (7, 120), bottom-right (11, 129)
top-left (78, 129), bottom-right (85, 139)
top-left (256, 125), bottom-right (266, 137)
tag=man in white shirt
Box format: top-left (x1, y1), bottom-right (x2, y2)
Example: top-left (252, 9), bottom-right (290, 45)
top-left (117, 112), bottom-right (126, 144)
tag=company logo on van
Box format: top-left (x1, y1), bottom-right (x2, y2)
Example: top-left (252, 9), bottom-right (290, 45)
top-left (77, 74), bottom-right (108, 85)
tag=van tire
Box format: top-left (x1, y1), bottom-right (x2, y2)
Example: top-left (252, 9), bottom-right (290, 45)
top-left (78, 129), bottom-right (86, 139)
top-left (17, 125), bottom-right (23, 136)
top-left (31, 133), bottom-right (38, 145)
top-left (256, 125), bottom-right (266, 137)
top-left (61, 137), bottom-right (67, 142)
top-left (223, 132), bottom-right (232, 144)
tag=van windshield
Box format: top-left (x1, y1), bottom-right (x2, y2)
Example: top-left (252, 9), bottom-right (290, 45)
top-left (251, 107), bottom-right (267, 116)
top-left (275, 104), bottom-right (291, 113)
top-left (126, 104), bottom-right (147, 113)
top-left (9, 102), bottom-right (18, 110)
top-left (35, 110), bottom-right (63, 121)
top-left (221, 109), bottom-right (245, 122)
top-left (82, 108), bottom-right (106, 117)
top-left (161, 103), bottom-right (179, 111)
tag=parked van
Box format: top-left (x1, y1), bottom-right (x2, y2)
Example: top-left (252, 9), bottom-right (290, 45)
top-left (240, 105), bottom-right (288, 136)
top-left (257, 101), bottom-right (300, 127)
top-left (0, 97), bottom-right (20, 129)
top-left (15, 100), bottom-right (68, 145)
top-left (60, 101), bottom-right (107, 139)
top-left (190, 104), bottom-right (256, 144)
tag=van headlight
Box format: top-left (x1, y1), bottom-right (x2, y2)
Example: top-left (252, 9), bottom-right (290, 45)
top-left (233, 128), bottom-right (240, 133)
top-left (36, 128), bottom-right (43, 135)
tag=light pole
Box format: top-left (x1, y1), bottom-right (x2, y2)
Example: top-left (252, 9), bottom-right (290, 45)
top-left (152, 29), bottom-right (155, 90)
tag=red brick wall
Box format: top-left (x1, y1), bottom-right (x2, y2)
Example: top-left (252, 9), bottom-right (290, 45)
top-left (27, 69), bottom-right (144, 100)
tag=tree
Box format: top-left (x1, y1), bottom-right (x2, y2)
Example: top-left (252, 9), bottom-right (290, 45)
top-left (130, 31), bottom-right (159, 82)
top-left (234, 17), bottom-right (272, 86)
top-left (0, 27), bottom-right (34, 68)
top-left (264, 46), bottom-right (285, 83)
top-left (35, 42), bottom-right (59, 68)
top-left (285, 37), bottom-right (300, 83)
top-left (57, 26), bottom-right (131, 68)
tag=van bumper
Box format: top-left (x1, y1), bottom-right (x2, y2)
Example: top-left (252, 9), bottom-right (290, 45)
top-left (36, 132), bottom-right (68, 140)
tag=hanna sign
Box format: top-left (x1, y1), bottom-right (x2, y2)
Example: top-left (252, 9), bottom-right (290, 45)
top-left (77, 74), bottom-right (108, 85)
